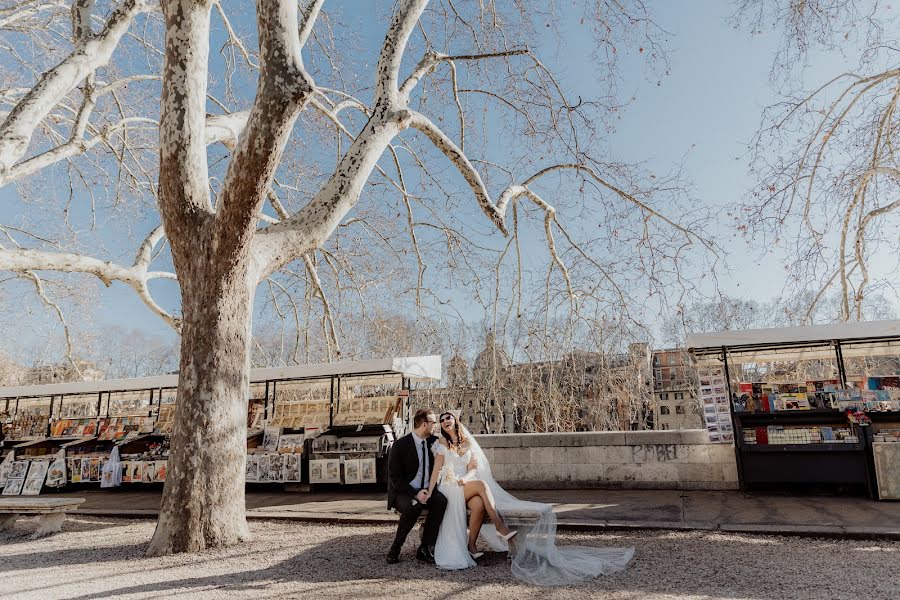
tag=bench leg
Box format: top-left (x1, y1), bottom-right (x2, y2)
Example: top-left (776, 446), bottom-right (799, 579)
top-left (31, 512), bottom-right (65, 539)
top-left (0, 514), bottom-right (18, 532)
top-left (504, 524), bottom-right (527, 560)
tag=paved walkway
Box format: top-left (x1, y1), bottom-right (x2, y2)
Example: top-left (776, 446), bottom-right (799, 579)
top-left (49, 487), bottom-right (900, 539)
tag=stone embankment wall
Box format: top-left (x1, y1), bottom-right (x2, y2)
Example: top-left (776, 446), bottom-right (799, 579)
top-left (476, 430), bottom-right (738, 490)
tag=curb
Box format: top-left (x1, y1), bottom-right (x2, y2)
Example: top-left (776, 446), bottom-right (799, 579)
top-left (72, 509), bottom-right (900, 541)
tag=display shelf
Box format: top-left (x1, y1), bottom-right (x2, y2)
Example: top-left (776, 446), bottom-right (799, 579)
top-left (735, 409), bottom-right (845, 418)
top-left (305, 423), bottom-right (394, 488)
top-left (740, 442), bottom-right (865, 453)
top-left (865, 411), bottom-right (900, 422)
top-left (733, 408), bottom-right (875, 496)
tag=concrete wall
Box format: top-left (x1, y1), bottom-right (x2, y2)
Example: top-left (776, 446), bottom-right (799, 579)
top-left (475, 430), bottom-right (739, 490)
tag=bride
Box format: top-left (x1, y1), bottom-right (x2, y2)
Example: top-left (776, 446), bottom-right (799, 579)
top-left (424, 411), bottom-right (635, 585)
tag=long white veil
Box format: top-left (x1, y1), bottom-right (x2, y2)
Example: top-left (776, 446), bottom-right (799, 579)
top-left (461, 424), bottom-right (635, 586)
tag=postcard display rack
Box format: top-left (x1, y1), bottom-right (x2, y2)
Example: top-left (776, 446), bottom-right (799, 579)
top-left (1, 359), bottom-right (428, 494)
top-left (730, 380), bottom-right (900, 496)
top-left (1, 457), bottom-right (54, 496)
top-left (0, 439), bottom-right (66, 496)
top-left (697, 366), bottom-right (734, 443)
top-left (245, 380), bottom-right (332, 486)
top-left (307, 424), bottom-right (393, 487)
top-left (866, 377), bottom-right (900, 499)
top-left (245, 426), bottom-right (305, 485)
top-left (306, 388), bottom-right (403, 487)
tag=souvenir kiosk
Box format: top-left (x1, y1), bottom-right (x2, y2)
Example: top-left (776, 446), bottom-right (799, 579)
top-left (1, 356), bottom-right (441, 495)
top-left (688, 320), bottom-right (900, 498)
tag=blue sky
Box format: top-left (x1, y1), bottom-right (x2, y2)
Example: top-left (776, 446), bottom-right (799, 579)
top-left (2, 1), bottom-right (890, 360)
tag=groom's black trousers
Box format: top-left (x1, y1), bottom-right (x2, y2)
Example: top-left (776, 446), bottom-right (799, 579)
top-left (391, 489), bottom-right (448, 551)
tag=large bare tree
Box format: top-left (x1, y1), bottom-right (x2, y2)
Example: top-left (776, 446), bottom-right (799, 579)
top-left (0, 0), bottom-right (714, 554)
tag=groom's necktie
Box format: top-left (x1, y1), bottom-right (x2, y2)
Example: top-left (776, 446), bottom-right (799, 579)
top-left (420, 440), bottom-right (427, 490)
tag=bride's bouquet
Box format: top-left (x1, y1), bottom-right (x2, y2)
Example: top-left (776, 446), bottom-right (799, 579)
top-left (438, 464), bottom-right (458, 486)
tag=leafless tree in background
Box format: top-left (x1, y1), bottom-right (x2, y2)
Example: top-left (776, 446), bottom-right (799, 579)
top-left (735, 0), bottom-right (900, 322)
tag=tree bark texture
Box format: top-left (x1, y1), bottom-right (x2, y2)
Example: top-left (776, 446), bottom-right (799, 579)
top-left (146, 0), bottom-right (254, 556)
top-left (145, 262), bottom-right (254, 556)
top-left (147, 0), bottom-right (315, 555)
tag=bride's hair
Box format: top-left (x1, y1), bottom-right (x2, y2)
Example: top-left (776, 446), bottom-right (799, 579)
top-left (438, 411), bottom-right (466, 447)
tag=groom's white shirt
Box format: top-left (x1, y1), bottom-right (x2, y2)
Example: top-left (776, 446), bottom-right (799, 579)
top-left (409, 431), bottom-right (430, 491)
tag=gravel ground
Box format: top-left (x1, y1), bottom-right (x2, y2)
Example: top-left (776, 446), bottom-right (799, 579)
top-left (1, 516), bottom-right (898, 600)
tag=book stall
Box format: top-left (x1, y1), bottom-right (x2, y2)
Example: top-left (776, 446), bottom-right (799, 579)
top-left (306, 375), bottom-right (404, 488)
top-left (689, 320), bottom-right (900, 499)
top-left (1, 396), bottom-right (53, 454)
top-left (0, 356), bottom-right (440, 497)
top-left (245, 376), bottom-right (314, 486)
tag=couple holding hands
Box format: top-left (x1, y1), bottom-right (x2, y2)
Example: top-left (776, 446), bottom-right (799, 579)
top-left (387, 408), bottom-right (635, 585)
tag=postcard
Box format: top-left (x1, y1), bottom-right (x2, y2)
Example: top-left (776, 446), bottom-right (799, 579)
top-left (245, 454), bottom-right (259, 482)
top-left (26, 461), bottom-right (49, 482)
top-left (21, 477), bottom-right (44, 496)
top-left (343, 459), bottom-right (360, 485)
top-left (268, 454), bottom-right (284, 482)
top-left (309, 459), bottom-right (325, 483)
top-left (283, 454), bottom-right (302, 482)
top-left (9, 461), bottom-right (28, 479)
top-left (262, 427), bottom-right (281, 451)
top-left (324, 459), bottom-right (340, 483)
top-left (278, 434), bottom-right (305, 452)
top-left (2, 478), bottom-right (24, 495)
top-left (257, 454), bottom-right (271, 481)
top-left (360, 458), bottom-right (377, 483)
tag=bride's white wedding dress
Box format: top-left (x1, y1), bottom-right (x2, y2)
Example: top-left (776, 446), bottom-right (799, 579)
top-left (432, 426), bottom-right (635, 585)
top-left (432, 442), bottom-right (477, 570)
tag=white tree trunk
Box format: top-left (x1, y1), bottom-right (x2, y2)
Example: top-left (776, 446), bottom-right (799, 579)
top-left (146, 263), bottom-right (254, 556)
top-left (148, 0), bottom-right (315, 555)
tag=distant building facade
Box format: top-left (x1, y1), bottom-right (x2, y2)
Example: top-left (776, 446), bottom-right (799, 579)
top-left (651, 348), bottom-right (701, 430)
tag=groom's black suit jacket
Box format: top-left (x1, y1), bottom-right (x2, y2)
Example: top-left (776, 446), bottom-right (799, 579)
top-left (387, 432), bottom-right (438, 510)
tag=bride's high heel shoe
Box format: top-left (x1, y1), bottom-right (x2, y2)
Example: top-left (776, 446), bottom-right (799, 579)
top-left (499, 529), bottom-right (518, 542)
top-left (468, 549), bottom-right (484, 560)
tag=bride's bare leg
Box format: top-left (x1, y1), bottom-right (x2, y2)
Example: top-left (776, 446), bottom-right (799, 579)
top-left (466, 496), bottom-right (485, 552)
top-left (462, 480), bottom-right (511, 535)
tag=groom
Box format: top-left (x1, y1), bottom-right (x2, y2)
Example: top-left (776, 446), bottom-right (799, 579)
top-left (387, 408), bottom-right (447, 564)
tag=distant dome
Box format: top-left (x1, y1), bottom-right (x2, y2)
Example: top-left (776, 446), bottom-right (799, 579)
top-left (473, 333), bottom-right (510, 381)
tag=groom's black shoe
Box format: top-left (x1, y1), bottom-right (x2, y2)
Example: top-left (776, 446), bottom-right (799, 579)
top-left (386, 545), bottom-right (401, 564)
top-left (415, 546), bottom-right (435, 564)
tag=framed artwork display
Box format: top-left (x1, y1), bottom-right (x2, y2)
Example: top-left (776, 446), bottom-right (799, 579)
top-left (343, 459), bottom-right (360, 485)
top-left (283, 454), bottom-right (302, 482)
top-left (21, 478), bottom-right (43, 496)
top-left (360, 458), bottom-right (377, 484)
top-left (262, 427), bottom-right (281, 451)
top-left (245, 454), bottom-right (259, 482)
top-left (2, 478), bottom-right (24, 495)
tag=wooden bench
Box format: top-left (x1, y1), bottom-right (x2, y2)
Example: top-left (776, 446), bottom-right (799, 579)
top-left (0, 497), bottom-right (86, 539)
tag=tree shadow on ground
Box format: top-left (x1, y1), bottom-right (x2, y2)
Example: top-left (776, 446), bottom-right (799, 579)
top-left (48, 529), bottom-right (515, 600)
top-left (0, 516), bottom-right (140, 548)
top-left (0, 540), bottom-right (148, 573)
top-left (10, 526), bottom-right (898, 600)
